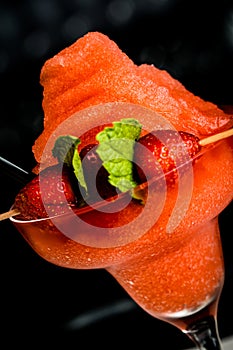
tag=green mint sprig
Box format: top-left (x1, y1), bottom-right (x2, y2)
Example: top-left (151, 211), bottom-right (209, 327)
top-left (52, 135), bottom-right (87, 192)
top-left (96, 118), bottom-right (142, 192)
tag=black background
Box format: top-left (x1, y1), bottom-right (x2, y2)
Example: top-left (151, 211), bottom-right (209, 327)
top-left (0, 0), bottom-right (233, 348)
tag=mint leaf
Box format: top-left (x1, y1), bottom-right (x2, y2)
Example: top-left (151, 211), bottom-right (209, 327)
top-left (96, 118), bottom-right (142, 192)
top-left (52, 135), bottom-right (80, 166)
top-left (72, 146), bottom-right (87, 192)
top-left (52, 135), bottom-right (87, 192)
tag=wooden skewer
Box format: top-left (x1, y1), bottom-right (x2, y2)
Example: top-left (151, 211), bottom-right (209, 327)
top-left (0, 209), bottom-right (20, 221)
top-left (0, 128), bottom-right (232, 222)
top-left (199, 128), bottom-right (233, 146)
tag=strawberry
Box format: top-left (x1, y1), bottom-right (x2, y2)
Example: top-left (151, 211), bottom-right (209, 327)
top-left (134, 130), bottom-right (201, 186)
top-left (14, 164), bottom-right (78, 219)
top-left (80, 144), bottom-right (118, 201)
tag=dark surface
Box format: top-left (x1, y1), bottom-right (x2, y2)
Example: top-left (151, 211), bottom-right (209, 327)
top-left (0, 1), bottom-right (233, 348)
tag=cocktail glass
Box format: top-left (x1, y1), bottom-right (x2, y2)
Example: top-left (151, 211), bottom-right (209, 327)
top-left (8, 103), bottom-right (233, 349)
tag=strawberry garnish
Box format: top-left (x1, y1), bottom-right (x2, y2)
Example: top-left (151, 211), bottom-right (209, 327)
top-left (3, 123), bottom-right (232, 223)
top-left (134, 130), bottom-right (201, 186)
top-left (14, 164), bottom-right (78, 219)
top-left (12, 127), bottom-right (202, 220)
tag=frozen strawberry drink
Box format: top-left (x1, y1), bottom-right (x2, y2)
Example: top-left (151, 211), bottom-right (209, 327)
top-left (3, 32), bottom-right (232, 348)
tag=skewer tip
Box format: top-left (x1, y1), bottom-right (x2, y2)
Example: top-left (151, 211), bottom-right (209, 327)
top-left (199, 128), bottom-right (233, 147)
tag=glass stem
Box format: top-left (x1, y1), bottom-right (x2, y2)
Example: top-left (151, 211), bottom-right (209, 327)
top-left (185, 315), bottom-right (223, 350)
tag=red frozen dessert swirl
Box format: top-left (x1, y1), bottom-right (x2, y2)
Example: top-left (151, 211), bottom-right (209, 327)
top-left (32, 31), bottom-right (232, 171)
top-left (8, 32), bottom-right (233, 326)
